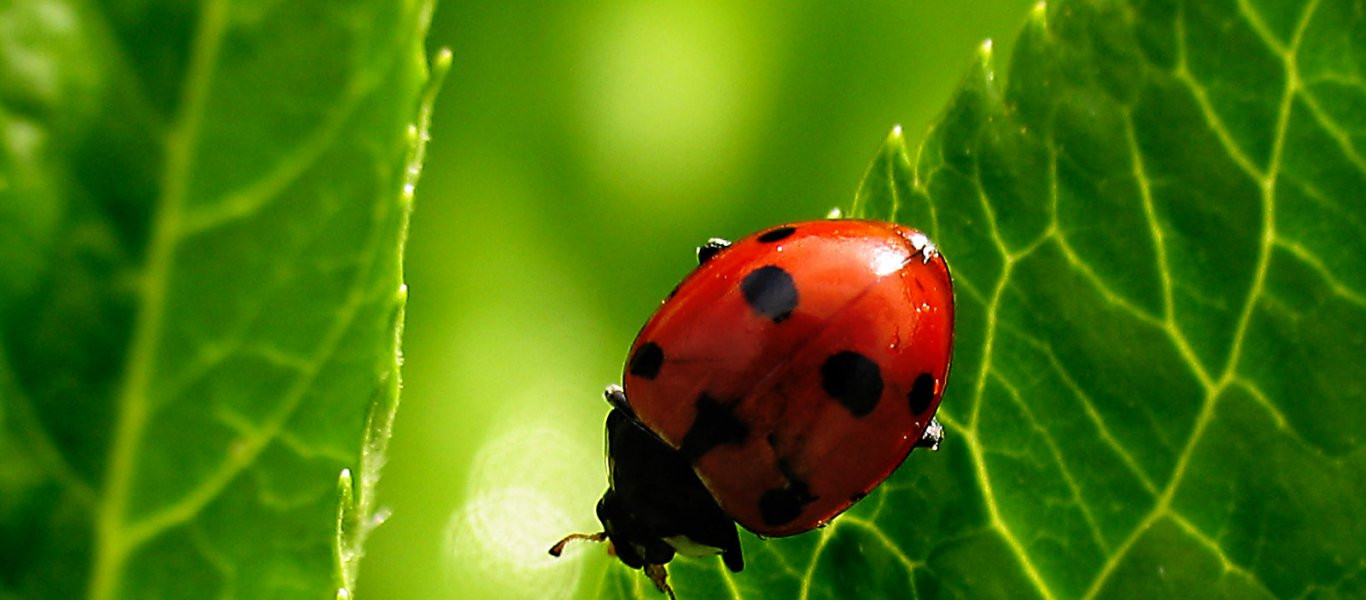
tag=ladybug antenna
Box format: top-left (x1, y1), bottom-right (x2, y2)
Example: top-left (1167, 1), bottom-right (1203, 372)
top-left (548, 532), bottom-right (607, 557)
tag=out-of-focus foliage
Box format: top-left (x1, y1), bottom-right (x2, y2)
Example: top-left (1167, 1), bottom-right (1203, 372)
top-left (0, 0), bottom-right (437, 597)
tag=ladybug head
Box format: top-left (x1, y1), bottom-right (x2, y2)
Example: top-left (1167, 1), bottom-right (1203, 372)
top-left (549, 403), bottom-right (744, 598)
top-left (595, 489), bottom-right (677, 568)
top-left (549, 487), bottom-right (680, 599)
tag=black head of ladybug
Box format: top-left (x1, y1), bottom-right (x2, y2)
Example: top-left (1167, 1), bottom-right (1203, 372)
top-left (549, 389), bottom-right (743, 599)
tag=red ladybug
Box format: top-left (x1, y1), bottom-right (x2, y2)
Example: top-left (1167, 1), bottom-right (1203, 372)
top-left (551, 219), bottom-right (954, 597)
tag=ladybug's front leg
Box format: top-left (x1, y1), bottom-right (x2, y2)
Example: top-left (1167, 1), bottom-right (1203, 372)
top-left (644, 564), bottom-right (677, 600)
top-left (915, 418), bottom-right (944, 451)
top-left (696, 238), bottom-right (732, 264)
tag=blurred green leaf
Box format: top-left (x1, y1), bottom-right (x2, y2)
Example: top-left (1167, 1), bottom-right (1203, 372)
top-left (606, 0), bottom-right (1366, 597)
top-left (0, 1), bottom-right (437, 597)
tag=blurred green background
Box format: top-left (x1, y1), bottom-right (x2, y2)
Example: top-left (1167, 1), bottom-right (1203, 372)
top-left (359, 1), bottom-right (1035, 598)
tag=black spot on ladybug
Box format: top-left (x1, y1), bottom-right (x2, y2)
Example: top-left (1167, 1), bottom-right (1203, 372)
top-left (759, 479), bottom-right (817, 527)
top-left (629, 342), bottom-right (664, 380)
top-left (849, 491), bottom-right (868, 505)
top-left (741, 265), bottom-right (798, 322)
top-left (908, 373), bottom-right (935, 414)
top-left (821, 351), bottom-right (883, 417)
top-left (757, 226), bottom-right (796, 243)
top-left (679, 393), bottom-right (750, 462)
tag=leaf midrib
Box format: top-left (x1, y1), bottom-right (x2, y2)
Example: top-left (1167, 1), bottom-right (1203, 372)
top-left (90, 1), bottom-right (231, 597)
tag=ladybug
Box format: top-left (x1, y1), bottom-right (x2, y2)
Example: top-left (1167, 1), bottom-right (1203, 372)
top-left (550, 219), bottom-right (954, 597)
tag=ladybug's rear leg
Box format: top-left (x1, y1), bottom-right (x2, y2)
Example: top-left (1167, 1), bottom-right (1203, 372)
top-left (915, 418), bottom-right (944, 451)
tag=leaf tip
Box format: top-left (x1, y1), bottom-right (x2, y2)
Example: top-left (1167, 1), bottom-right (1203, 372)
top-left (969, 38), bottom-right (1003, 92)
top-left (335, 468), bottom-right (357, 596)
top-left (433, 46), bottom-right (454, 71)
top-left (427, 48), bottom-right (454, 103)
top-left (336, 469), bottom-right (356, 524)
top-left (881, 124), bottom-right (909, 157)
top-left (972, 38), bottom-right (998, 78)
top-left (1028, 1), bottom-right (1048, 28)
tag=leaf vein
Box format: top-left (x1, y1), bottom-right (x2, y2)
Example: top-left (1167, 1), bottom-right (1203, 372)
top-left (1051, 232), bottom-right (1165, 329)
top-left (179, 73), bottom-right (384, 236)
top-left (0, 346), bottom-right (97, 504)
top-left (840, 515), bottom-right (923, 578)
top-left (1217, 0), bottom-right (1317, 386)
top-left (123, 213), bottom-right (389, 549)
top-left (992, 373), bottom-right (1111, 555)
top-left (92, 0), bottom-right (231, 596)
top-left (1169, 512), bottom-right (1279, 598)
top-left (1295, 86), bottom-right (1366, 174)
top-left (1009, 330), bottom-right (1159, 494)
top-left (796, 524), bottom-right (839, 600)
top-left (1274, 239), bottom-right (1366, 308)
top-left (1173, 4), bottom-right (1267, 181)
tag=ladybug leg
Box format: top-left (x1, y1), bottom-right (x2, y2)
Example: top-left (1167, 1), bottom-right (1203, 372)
top-left (643, 564), bottom-right (677, 600)
top-left (915, 418), bottom-right (944, 451)
top-left (548, 531), bottom-right (608, 557)
top-left (696, 238), bottom-right (732, 264)
top-left (604, 384), bottom-right (634, 417)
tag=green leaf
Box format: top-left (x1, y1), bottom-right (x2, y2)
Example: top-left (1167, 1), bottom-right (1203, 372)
top-left (0, 1), bottom-right (440, 597)
top-left (604, 0), bottom-right (1366, 597)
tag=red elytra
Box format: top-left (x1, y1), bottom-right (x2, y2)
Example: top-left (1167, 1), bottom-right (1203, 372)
top-left (624, 219), bottom-right (954, 536)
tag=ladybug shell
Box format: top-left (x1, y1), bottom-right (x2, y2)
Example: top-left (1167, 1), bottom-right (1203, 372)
top-left (622, 219), bottom-right (954, 537)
